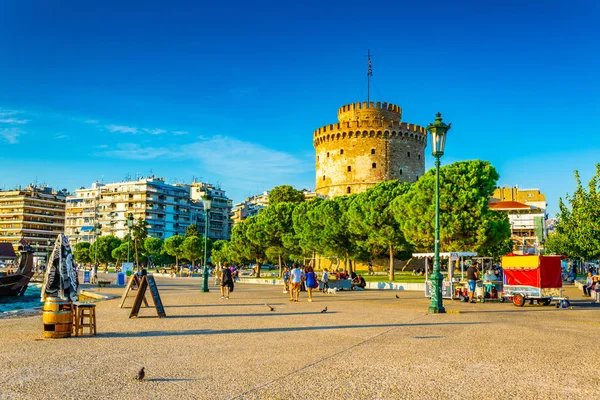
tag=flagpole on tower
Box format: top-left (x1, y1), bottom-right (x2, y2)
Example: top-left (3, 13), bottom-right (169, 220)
top-left (367, 49), bottom-right (373, 104)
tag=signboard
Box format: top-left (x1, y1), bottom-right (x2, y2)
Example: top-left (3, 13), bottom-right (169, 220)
top-left (129, 275), bottom-right (166, 318)
top-left (121, 262), bottom-right (134, 276)
top-left (450, 252), bottom-right (458, 261)
top-left (119, 274), bottom-right (148, 308)
top-left (83, 270), bottom-right (91, 283)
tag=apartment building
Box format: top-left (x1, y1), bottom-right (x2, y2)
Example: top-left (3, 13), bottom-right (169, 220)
top-left (231, 189), bottom-right (323, 224)
top-left (66, 177), bottom-right (233, 243)
top-left (0, 185), bottom-right (67, 260)
top-left (188, 182), bottom-right (233, 240)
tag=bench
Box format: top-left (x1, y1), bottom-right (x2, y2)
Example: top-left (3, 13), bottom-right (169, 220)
top-left (97, 280), bottom-right (112, 287)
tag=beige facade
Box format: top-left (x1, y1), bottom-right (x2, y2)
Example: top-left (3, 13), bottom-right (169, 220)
top-left (0, 185), bottom-right (66, 260)
top-left (314, 101), bottom-right (426, 197)
top-left (491, 186), bottom-right (547, 211)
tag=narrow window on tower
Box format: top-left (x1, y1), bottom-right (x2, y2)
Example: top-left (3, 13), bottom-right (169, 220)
top-left (327, 152), bottom-right (330, 157)
top-left (347, 166), bottom-right (351, 172)
top-left (418, 154), bottom-right (421, 160)
top-left (400, 169), bottom-right (403, 175)
top-left (340, 149), bottom-right (344, 155)
top-left (407, 151), bottom-right (411, 158)
top-left (371, 148), bottom-right (375, 154)
top-left (347, 187), bottom-right (351, 194)
top-left (317, 156), bottom-right (319, 161)
top-left (372, 163), bottom-right (376, 169)
top-left (322, 175), bottom-right (326, 181)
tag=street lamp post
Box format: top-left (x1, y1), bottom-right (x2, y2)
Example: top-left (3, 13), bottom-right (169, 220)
top-left (201, 195), bottom-right (212, 292)
top-left (127, 213), bottom-right (134, 263)
top-left (74, 229), bottom-right (80, 261)
top-left (94, 223), bottom-right (101, 266)
top-left (427, 112), bottom-right (451, 314)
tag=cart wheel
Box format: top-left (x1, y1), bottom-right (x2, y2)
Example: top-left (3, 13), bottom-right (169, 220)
top-left (542, 299), bottom-right (552, 306)
top-left (480, 297), bottom-right (486, 304)
top-left (499, 297), bottom-right (505, 303)
top-left (513, 294), bottom-right (525, 307)
top-left (555, 303), bottom-right (560, 308)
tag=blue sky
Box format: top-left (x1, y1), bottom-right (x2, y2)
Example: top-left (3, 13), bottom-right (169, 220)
top-left (0, 0), bottom-right (598, 215)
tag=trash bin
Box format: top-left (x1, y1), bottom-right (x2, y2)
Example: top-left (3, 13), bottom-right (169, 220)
top-left (117, 272), bottom-right (125, 286)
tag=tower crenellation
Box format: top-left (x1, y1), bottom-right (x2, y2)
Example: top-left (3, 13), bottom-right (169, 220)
top-left (314, 100), bottom-right (426, 198)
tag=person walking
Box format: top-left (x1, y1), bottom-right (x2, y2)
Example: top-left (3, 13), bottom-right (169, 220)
top-left (91, 264), bottom-right (98, 284)
top-left (282, 265), bottom-right (290, 294)
top-left (321, 268), bottom-right (330, 293)
top-left (466, 262), bottom-right (479, 303)
top-left (220, 264), bottom-right (232, 299)
top-left (289, 263), bottom-right (302, 302)
top-left (305, 266), bottom-right (317, 302)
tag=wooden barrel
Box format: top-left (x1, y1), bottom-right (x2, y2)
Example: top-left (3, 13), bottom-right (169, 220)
top-left (42, 298), bottom-right (73, 339)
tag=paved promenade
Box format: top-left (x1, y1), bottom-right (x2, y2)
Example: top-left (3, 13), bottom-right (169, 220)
top-left (1, 275), bottom-right (598, 400)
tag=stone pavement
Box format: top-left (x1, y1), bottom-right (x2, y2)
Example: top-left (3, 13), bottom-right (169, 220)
top-left (0, 276), bottom-right (598, 400)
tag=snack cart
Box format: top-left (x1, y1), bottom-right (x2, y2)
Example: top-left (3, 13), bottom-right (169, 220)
top-left (415, 252), bottom-right (477, 300)
top-left (502, 255), bottom-right (568, 307)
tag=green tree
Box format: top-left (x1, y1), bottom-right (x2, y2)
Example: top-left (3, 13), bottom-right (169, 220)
top-left (268, 185), bottom-right (305, 205)
top-left (211, 240), bottom-right (231, 265)
top-left (181, 236), bottom-right (205, 268)
top-left (131, 218), bottom-right (149, 268)
top-left (74, 242), bottom-right (91, 265)
top-left (144, 237), bottom-right (163, 267)
top-left (347, 180), bottom-right (412, 280)
top-left (185, 223), bottom-right (200, 237)
top-left (392, 160), bottom-right (511, 253)
top-left (292, 197), bottom-right (324, 262)
top-left (89, 235), bottom-right (122, 265)
top-left (163, 234), bottom-right (185, 268)
top-left (111, 243), bottom-right (129, 267)
top-left (253, 202), bottom-right (298, 276)
top-left (553, 165), bottom-right (600, 260)
top-left (230, 217), bottom-right (266, 277)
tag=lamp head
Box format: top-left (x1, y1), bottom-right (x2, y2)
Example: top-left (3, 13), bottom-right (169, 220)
top-left (202, 194), bottom-right (212, 211)
top-left (426, 112), bottom-right (451, 157)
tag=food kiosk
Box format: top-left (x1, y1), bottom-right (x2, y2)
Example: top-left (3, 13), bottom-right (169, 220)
top-left (415, 252), bottom-right (477, 300)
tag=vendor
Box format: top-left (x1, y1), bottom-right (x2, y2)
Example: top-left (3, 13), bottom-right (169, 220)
top-left (466, 262), bottom-right (479, 303)
top-left (483, 269), bottom-right (497, 281)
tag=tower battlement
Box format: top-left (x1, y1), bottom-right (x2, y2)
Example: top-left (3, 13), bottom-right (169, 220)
top-left (313, 100), bottom-right (426, 198)
top-left (337, 101), bottom-right (402, 123)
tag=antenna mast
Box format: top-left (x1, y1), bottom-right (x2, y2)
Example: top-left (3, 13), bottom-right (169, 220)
top-left (367, 49), bottom-right (373, 104)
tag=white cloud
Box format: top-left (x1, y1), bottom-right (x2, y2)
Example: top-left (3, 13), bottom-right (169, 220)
top-left (106, 125), bottom-right (139, 134)
top-left (55, 133), bottom-right (68, 139)
top-left (84, 119), bottom-right (99, 124)
top-left (172, 131), bottom-right (189, 135)
top-left (0, 118), bottom-right (28, 124)
top-left (0, 128), bottom-right (21, 144)
top-left (97, 135), bottom-right (313, 185)
top-left (0, 109), bottom-right (22, 118)
top-left (142, 128), bottom-right (166, 135)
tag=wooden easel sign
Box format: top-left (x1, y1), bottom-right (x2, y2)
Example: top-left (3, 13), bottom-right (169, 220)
top-left (119, 274), bottom-right (148, 308)
top-left (129, 275), bottom-right (166, 318)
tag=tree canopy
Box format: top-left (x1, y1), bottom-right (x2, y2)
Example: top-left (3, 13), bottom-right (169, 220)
top-left (268, 185), bottom-right (305, 205)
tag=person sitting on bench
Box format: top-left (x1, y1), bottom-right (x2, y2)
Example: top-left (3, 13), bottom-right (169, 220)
top-left (351, 275), bottom-right (366, 290)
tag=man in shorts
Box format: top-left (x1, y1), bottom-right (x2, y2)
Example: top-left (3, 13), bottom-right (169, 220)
top-left (466, 262), bottom-right (479, 303)
top-left (289, 263), bottom-right (303, 302)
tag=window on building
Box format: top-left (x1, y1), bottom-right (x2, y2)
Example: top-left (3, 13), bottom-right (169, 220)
top-left (322, 175), bottom-right (326, 181)
top-left (418, 154), bottom-right (421, 160)
top-left (347, 166), bottom-right (351, 172)
top-left (407, 151), bottom-right (411, 158)
top-left (400, 169), bottom-right (403, 175)
top-left (371, 148), bottom-right (375, 154)
top-left (327, 152), bottom-right (330, 157)
top-left (347, 187), bottom-right (351, 194)
top-left (317, 156), bottom-right (319, 161)
top-left (416, 175), bottom-right (419, 180)
top-left (372, 163), bottom-right (376, 168)
top-left (340, 149), bottom-right (344, 155)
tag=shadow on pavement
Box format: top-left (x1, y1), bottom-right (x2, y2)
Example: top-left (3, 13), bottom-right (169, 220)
top-left (99, 321), bottom-right (487, 338)
top-left (165, 303), bottom-right (285, 308)
top-left (139, 311), bottom-right (337, 319)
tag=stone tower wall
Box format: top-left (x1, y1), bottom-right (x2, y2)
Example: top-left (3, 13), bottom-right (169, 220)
top-left (314, 101), bottom-right (427, 197)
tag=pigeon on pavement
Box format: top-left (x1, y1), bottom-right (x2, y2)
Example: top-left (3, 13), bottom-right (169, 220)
top-left (265, 303), bottom-right (275, 312)
top-left (395, 294), bottom-right (399, 299)
top-left (136, 367), bottom-right (145, 381)
top-left (320, 307), bottom-right (327, 313)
